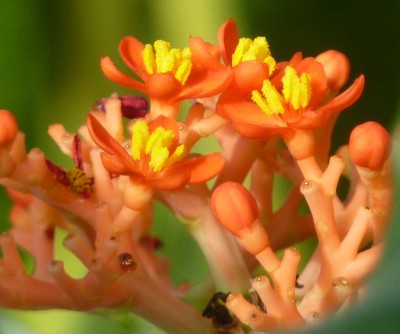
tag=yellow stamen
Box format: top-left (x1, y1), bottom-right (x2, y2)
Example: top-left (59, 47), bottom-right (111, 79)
top-left (232, 37), bottom-right (275, 74)
top-left (66, 168), bottom-right (93, 194)
top-left (131, 121), bottom-right (186, 173)
top-left (142, 40), bottom-right (192, 84)
top-left (251, 80), bottom-right (284, 115)
top-left (264, 56), bottom-right (276, 75)
top-left (145, 127), bottom-right (175, 155)
top-left (131, 121), bottom-right (150, 160)
top-left (164, 144), bottom-right (185, 168)
top-left (175, 57), bottom-right (192, 85)
top-left (154, 40), bottom-right (172, 72)
top-left (149, 146), bottom-right (170, 172)
top-left (142, 44), bottom-right (156, 75)
top-left (232, 38), bottom-right (252, 66)
top-left (282, 66), bottom-right (311, 110)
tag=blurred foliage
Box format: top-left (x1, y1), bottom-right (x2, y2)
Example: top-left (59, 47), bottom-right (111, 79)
top-left (0, 0), bottom-right (399, 333)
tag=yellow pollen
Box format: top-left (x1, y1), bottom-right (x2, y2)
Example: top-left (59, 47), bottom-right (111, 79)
top-left (164, 144), bottom-right (185, 168)
top-left (66, 167), bottom-right (94, 195)
top-left (142, 44), bottom-right (156, 75)
top-left (281, 66), bottom-right (312, 110)
top-left (131, 121), bottom-right (150, 160)
top-left (145, 127), bottom-right (175, 155)
top-left (251, 80), bottom-right (284, 115)
top-left (149, 146), bottom-right (170, 172)
top-left (142, 39), bottom-right (192, 84)
top-left (131, 121), bottom-right (186, 173)
top-left (232, 37), bottom-right (276, 74)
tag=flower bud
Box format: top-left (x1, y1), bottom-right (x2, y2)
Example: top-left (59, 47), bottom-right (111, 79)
top-left (316, 50), bottom-right (350, 92)
top-left (0, 110), bottom-right (18, 147)
top-left (94, 95), bottom-right (148, 119)
top-left (211, 182), bottom-right (259, 236)
top-left (119, 95), bottom-right (148, 119)
top-left (349, 121), bottom-right (391, 170)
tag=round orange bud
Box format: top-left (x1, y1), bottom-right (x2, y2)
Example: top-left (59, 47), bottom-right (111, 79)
top-left (349, 121), bottom-right (391, 170)
top-left (0, 110), bottom-right (18, 147)
top-left (211, 182), bottom-right (259, 236)
top-left (316, 50), bottom-right (350, 92)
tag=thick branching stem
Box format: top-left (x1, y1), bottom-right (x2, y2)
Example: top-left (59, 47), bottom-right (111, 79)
top-left (158, 188), bottom-right (251, 291)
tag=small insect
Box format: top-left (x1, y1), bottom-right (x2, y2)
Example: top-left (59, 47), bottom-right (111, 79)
top-left (249, 287), bottom-right (267, 313)
top-left (295, 274), bottom-right (304, 289)
top-left (202, 292), bottom-right (238, 330)
top-left (118, 252), bottom-right (137, 272)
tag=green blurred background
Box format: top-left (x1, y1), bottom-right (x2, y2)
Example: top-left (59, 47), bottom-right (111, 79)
top-left (0, 1), bottom-right (399, 333)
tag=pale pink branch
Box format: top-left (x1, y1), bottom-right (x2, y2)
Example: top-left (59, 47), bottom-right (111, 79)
top-left (300, 180), bottom-right (340, 255)
top-left (159, 188), bottom-right (251, 291)
top-left (227, 293), bottom-right (277, 331)
top-left (93, 202), bottom-right (114, 248)
top-left (0, 233), bottom-right (27, 276)
top-left (215, 125), bottom-right (264, 185)
top-left (63, 233), bottom-right (96, 268)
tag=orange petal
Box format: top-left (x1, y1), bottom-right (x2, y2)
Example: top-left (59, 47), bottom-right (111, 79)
top-left (101, 57), bottom-right (146, 92)
top-left (185, 152), bottom-right (225, 184)
top-left (100, 152), bottom-right (137, 175)
top-left (231, 61), bottom-right (270, 94)
top-left (217, 96), bottom-right (286, 127)
top-left (218, 18), bottom-right (239, 66)
top-left (315, 74), bottom-right (365, 121)
top-left (147, 170), bottom-right (190, 190)
top-left (151, 152), bottom-right (224, 189)
top-left (145, 73), bottom-right (182, 103)
top-left (178, 68), bottom-right (232, 100)
top-left (149, 115), bottom-right (178, 133)
top-left (87, 114), bottom-right (137, 171)
top-left (190, 36), bottom-right (223, 71)
top-left (232, 122), bottom-right (286, 138)
top-left (289, 111), bottom-right (325, 129)
top-left (295, 57), bottom-right (327, 109)
top-left (119, 36), bottom-right (149, 80)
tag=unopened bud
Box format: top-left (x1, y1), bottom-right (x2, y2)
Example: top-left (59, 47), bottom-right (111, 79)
top-left (349, 121), bottom-right (391, 170)
top-left (211, 182), bottom-right (259, 236)
top-left (0, 110), bottom-right (18, 147)
top-left (95, 95), bottom-right (148, 119)
top-left (316, 50), bottom-right (350, 92)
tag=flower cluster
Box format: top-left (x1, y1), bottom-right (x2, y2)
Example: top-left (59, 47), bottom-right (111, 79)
top-left (0, 19), bottom-right (394, 333)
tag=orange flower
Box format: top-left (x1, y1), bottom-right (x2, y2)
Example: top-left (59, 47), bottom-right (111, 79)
top-left (101, 36), bottom-right (232, 112)
top-left (217, 53), bottom-right (365, 138)
top-left (87, 114), bottom-right (225, 190)
top-left (215, 18), bottom-right (275, 93)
